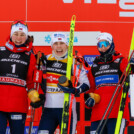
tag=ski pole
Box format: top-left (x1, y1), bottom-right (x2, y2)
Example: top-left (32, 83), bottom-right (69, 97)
top-left (28, 51), bottom-right (41, 134)
top-left (95, 50), bottom-right (134, 134)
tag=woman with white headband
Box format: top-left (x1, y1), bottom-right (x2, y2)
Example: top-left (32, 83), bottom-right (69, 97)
top-left (31, 32), bottom-right (90, 134)
top-left (0, 20), bottom-right (41, 134)
top-left (85, 32), bottom-right (129, 134)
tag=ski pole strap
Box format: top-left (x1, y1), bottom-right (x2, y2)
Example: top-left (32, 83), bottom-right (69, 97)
top-left (33, 70), bottom-right (43, 83)
top-left (33, 51), bottom-right (43, 88)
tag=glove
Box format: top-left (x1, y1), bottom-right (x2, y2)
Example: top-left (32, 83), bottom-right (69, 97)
top-left (28, 89), bottom-right (40, 103)
top-left (30, 94), bottom-right (45, 108)
top-left (57, 80), bottom-right (76, 94)
top-left (84, 93), bottom-right (101, 108)
top-left (57, 81), bottom-right (89, 95)
top-left (85, 96), bottom-right (95, 108)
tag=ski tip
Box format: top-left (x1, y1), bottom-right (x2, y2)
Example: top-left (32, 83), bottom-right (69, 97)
top-left (72, 15), bottom-right (76, 21)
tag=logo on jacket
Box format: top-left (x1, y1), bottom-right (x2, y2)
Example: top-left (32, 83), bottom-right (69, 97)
top-left (9, 54), bottom-right (20, 59)
top-left (52, 62), bottom-right (62, 68)
top-left (0, 47), bottom-right (6, 51)
top-left (47, 75), bottom-right (58, 82)
top-left (99, 65), bottom-right (110, 70)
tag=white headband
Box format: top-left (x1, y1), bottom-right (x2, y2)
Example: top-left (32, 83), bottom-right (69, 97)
top-left (51, 32), bottom-right (68, 47)
top-left (10, 23), bottom-right (28, 37)
top-left (96, 32), bottom-right (113, 44)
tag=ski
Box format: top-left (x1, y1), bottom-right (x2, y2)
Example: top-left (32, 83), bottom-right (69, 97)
top-left (114, 29), bottom-right (134, 134)
top-left (60, 15), bottom-right (76, 134)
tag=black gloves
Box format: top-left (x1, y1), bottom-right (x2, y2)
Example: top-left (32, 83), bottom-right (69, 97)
top-left (30, 94), bottom-right (45, 108)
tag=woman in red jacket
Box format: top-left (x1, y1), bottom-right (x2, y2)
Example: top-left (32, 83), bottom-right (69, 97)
top-left (85, 32), bottom-right (129, 134)
top-left (0, 20), bottom-right (40, 134)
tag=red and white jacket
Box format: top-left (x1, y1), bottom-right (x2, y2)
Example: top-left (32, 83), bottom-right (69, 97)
top-left (0, 39), bottom-right (36, 113)
top-left (87, 51), bottom-right (129, 123)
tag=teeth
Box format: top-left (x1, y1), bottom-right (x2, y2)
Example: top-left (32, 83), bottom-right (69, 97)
top-left (15, 41), bottom-right (22, 44)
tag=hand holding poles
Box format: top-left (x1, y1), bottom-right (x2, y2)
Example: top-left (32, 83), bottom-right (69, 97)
top-left (85, 93), bottom-right (101, 108)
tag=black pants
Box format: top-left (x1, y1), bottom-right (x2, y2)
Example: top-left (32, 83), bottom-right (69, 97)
top-left (0, 111), bottom-right (26, 134)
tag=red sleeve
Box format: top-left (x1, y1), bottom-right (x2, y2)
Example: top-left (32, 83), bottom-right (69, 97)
top-left (26, 53), bottom-right (36, 90)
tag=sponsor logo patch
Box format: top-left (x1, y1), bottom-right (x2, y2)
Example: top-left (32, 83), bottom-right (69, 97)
top-left (52, 62), bottom-right (62, 68)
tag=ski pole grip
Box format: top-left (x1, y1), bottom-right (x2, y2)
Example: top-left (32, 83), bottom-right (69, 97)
top-left (36, 51), bottom-right (41, 65)
top-left (58, 76), bottom-right (69, 87)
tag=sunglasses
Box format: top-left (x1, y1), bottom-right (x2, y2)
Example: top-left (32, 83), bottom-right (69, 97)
top-left (97, 41), bottom-right (110, 48)
top-left (12, 20), bottom-right (27, 26)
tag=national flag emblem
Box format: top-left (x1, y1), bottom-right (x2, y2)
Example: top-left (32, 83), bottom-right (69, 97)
top-left (58, 38), bottom-right (62, 40)
top-left (19, 28), bottom-right (23, 30)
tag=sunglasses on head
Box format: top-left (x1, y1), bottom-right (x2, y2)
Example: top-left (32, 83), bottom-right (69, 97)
top-left (97, 41), bottom-right (110, 48)
top-left (12, 20), bottom-right (27, 26)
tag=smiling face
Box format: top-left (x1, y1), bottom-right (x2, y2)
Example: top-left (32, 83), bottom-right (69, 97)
top-left (11, 31), bottom-right (27, 46)
top-left (52, 41), bottom-right (68, 57)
